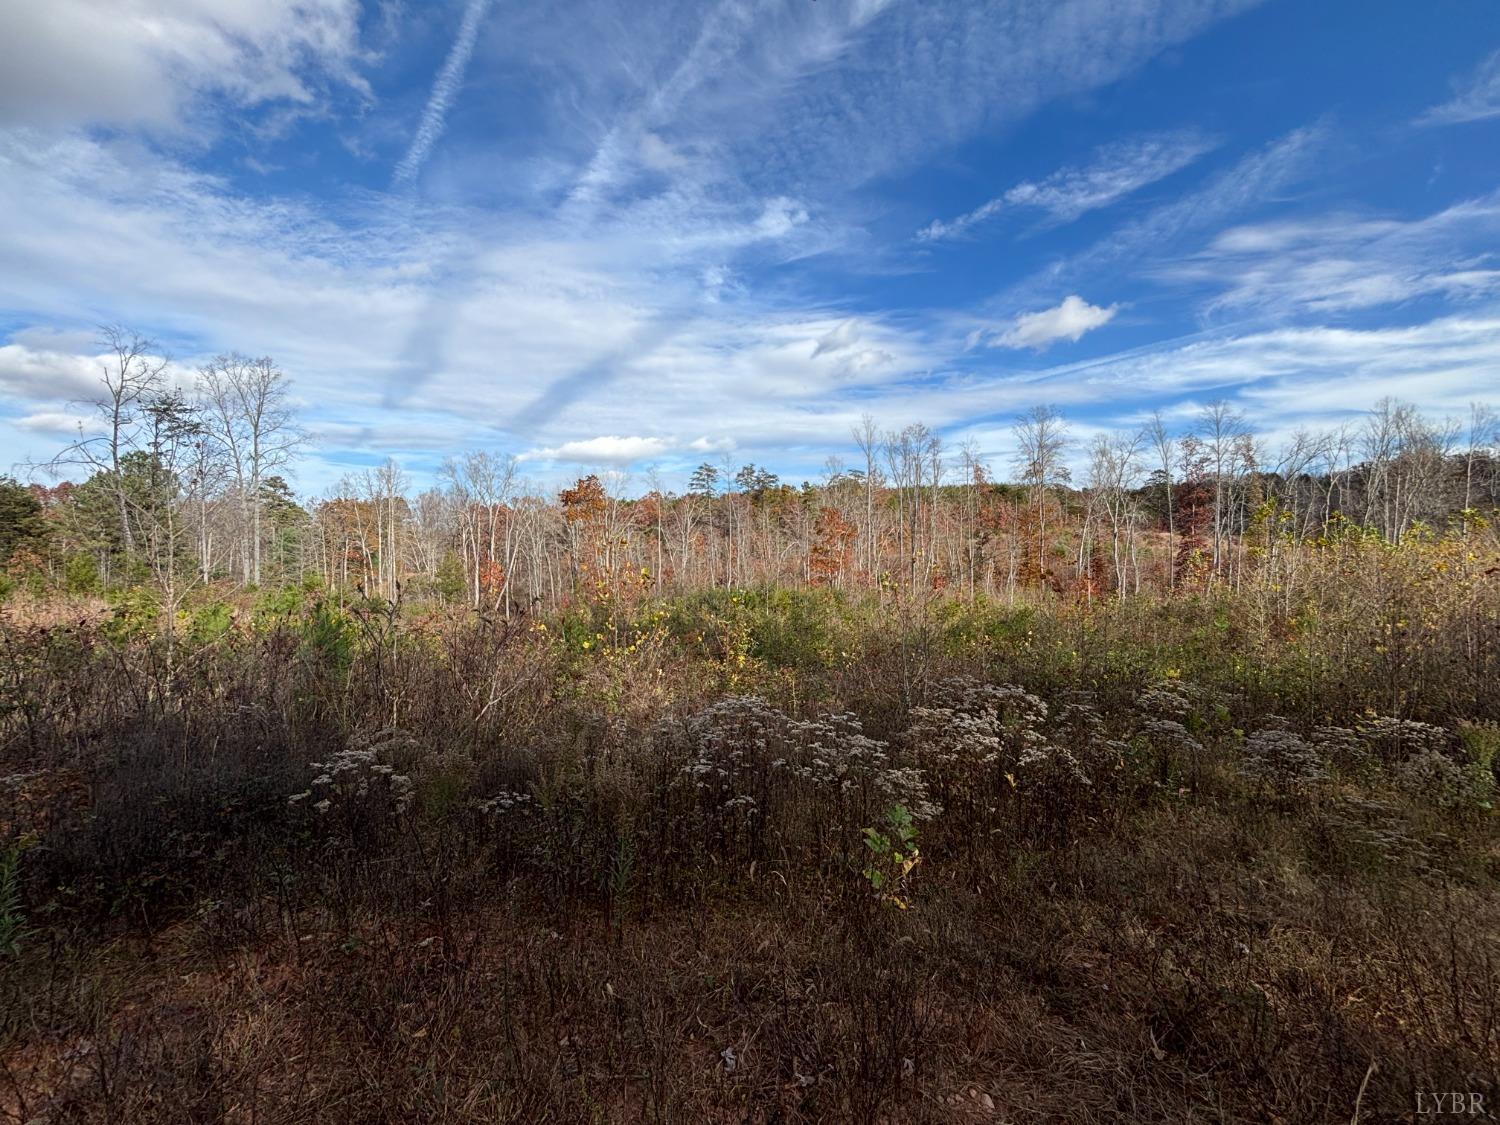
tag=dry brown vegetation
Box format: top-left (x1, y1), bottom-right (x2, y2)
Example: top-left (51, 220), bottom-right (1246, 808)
top-left (2, 513), bottom-right (1499, 1123)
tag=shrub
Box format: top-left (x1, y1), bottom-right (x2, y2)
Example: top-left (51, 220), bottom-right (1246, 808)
top-left (1458, 720), bottom-right (1500, 784)
top-left (299, 599), bottom-right (355, 676)
top-left (1393, 749), bottom-right (1495, 812)
top-left (62, 552), bottom-right (100, 595)
top-left (1239, 728), bottom-right (1328, 795)
top-left (1357, 715), bottom-right (1452, 764)
top-left (185, 599), bottom-right (234, 644)
top-left (676, 695), bottom-right (937, 864)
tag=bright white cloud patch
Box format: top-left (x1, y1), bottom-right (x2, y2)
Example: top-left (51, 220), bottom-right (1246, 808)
top-left (0, 343), bottom-right (102, 402)
top-left (0, 0), bottom-right (368, 132)
top-left (520, 436), bottom-right (672, 466)
top-left (989, 296), bottom-right (1119, 350)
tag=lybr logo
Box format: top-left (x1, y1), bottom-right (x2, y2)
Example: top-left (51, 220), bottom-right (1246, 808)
top-left (1416, 1091), bottom-right (1487, 1116)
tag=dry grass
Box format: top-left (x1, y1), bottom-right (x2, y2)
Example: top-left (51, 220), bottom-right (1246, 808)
top-left (1, 591), bottom-right (1497, 1122)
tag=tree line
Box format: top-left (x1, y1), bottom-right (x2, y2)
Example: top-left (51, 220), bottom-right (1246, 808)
top-left (3, 327), bottom-right (1497, 617)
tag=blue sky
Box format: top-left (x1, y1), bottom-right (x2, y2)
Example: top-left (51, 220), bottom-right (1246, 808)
top-left (1, 0), bottom-right (1498, 493)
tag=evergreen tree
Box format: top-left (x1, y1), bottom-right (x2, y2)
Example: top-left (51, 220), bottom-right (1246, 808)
top-left (0, 477), bottom-right (47, 564)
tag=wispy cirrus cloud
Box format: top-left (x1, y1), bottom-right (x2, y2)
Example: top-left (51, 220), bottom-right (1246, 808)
top-left (723, 0), bottom-right (1261, 196)
top-left (1068, 124), bottom-right (1325, 276)
top-left (1166, 191), bottom-right (1500, 317)
top-left (1037, 314), bottom-right (1500, 419)
top-left (1417, 48), bottom-right (1500, 126)
top-left (919, 130), bottom-right (1218, 241)
top-left (980, 122), bottom-right (1325, 317)
top-left (393, 0), bottom-right (496, 186)
top-left (511, 0), bottom-right (1262, 213)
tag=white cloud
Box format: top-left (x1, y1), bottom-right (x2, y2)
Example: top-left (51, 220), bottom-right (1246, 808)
top-left (989, 296), bottom-right (1118, 350)
top-left (638, 132), bottom-right (690, 172)
top-left (1418, 49), bottom-right (1500, 126)
top-left (0, 0), bottom-right (369, 133)
top-left (918, 199), bottom-right (1005, 242)
top-left (1167, 192), bottom-right (1500, 316)
top-left (688, 435), bottom-right (735, 453)
top-left (11, 411), bottom-right (102, 437)
top-left (754, 197), bottom-right (811, 240)
top-left (919, 130), bottom-right (1217, 240)
top-left (0, 343), bottom-right (102, 402)
top-left (519, 435), bottom-right (672, 465)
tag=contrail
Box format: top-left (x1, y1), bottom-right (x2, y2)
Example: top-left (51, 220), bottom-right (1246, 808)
top-left (393, 0), bottom-right (494, 186)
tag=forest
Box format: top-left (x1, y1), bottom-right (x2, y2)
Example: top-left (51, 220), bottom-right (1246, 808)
top-left (1, 331), bottom-right (1498, 1122)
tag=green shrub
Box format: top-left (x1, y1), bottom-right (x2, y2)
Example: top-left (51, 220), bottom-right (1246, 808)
top-left (300, 600), bottom-right (354, 676)
top-left (104, 586), bottom-right (160, 642)
top-left (185, 599), bottom-right (235, 644)
top-left (63, 552), bottom-right (100, 594)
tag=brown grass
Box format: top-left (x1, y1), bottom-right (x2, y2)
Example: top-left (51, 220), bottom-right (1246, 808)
top-left (1, 591), bottom-right (1497, 1122)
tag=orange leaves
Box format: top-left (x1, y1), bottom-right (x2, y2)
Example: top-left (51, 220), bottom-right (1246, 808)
top-left (560, 475), bottom-right (607, 524)
top-left (478, 559), bottom-right (506, 597)
top-left (809, 506), bottom-right (856, 585)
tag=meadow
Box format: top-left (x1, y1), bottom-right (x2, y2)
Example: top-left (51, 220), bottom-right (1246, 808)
top-left (1, 518), bottom-right (1497, 1122)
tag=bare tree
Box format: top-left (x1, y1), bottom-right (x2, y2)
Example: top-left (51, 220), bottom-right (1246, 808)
top-left (957, 440), bottom-right (987, 600)
top-left (1464, 403), bottom-right (1497, 526)
top-left (199, 354), bottom-right (303, 586)
top-left (1012, 405), bottom-right (1071, 585)
top-left (883, 423), bottom-right (941, 594)
top-left (441, 450), bottom-right (518, 612)
top-left (1086, 431), bottom-right (1144, 597)
top-left (1144, 410), bottom-right (1176, 588)
top-left (1195, 401), bottom-right (1252, 582)
top-left (853, 414), bottom-right (881, 581)
top-left (131, 389), bottom-right (206, 667)
top-left (40, 326), bottom-right (168, 567)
